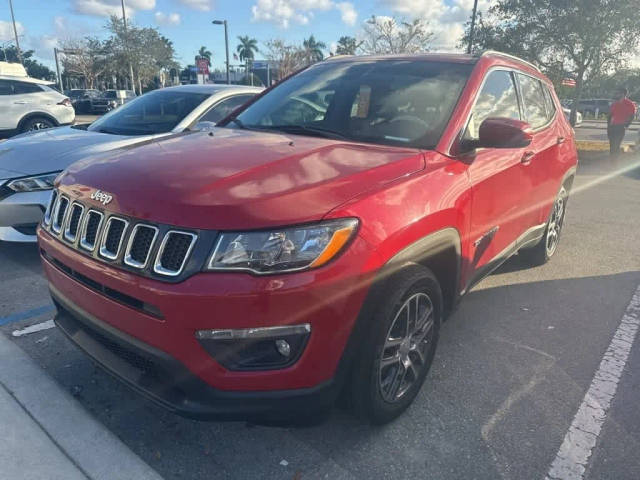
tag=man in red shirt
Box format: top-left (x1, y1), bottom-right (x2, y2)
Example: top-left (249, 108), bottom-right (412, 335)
top-left (607, 87), bottom-right (636, 158)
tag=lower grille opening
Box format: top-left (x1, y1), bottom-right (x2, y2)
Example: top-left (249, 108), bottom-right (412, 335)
top-left (42, 249), bottom-right (162, 319)
top-left (80, 321), bottom-right (163, 380)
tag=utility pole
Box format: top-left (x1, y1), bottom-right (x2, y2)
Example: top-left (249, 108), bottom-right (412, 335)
top-left (54, 48), bottom-right (62, 92)
top-left (121, 0), bottom-right (136, 93)
top-left (212, 20), bottom-right (230, 84)
top-left (467, 0), bottom-right (479, 54)
top-left (8, 0), bottom-right (23, 64)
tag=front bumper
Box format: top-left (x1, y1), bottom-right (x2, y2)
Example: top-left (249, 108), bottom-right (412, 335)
top-left (52, 285), bottom-right (339, 420)
top-left (0, 189), bottom-right (51, 242)
top-left (38, 224), bottom-right (374, 409)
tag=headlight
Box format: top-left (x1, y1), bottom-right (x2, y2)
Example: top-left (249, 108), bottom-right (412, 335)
top-left (109, 100), bottom-right (118, 107)
top-left (7, 172), bottom-right (60, 192)
top-left (207, 218), bottom-right (358, 274)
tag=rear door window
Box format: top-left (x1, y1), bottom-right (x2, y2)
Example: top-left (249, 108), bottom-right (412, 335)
top-left (464, 70), bottom-right (521, 140)
top-left (517, 74), bottom-right (548, 128)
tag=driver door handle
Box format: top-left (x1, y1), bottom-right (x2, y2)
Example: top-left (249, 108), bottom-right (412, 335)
top-left (557, 136), bottom-right (566, 144)
top-left (521, 151), bottom-right (535, 164)
top-left (13, 101), bottom-right (27, 104)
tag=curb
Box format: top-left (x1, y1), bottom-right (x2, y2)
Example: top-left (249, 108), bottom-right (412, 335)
top-left (0, 332), bottom-right (164, 480)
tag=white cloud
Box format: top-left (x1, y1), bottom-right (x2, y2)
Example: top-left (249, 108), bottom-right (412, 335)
top-left (335, 2), bottom-right (357, 26)
top-left (154, 11), bottom-right (181, 26)
top-left (71, 0), bottom-right (155, 17)
top-left (177, 0), bottom-right (213, 12)
top-left (251, 0), bottom-right (356, 28)
top-left (0, 20), bottom-right (24, 42)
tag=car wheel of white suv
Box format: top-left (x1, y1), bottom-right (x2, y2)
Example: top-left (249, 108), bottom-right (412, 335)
top-left (21, 116), bottom-right (55, 133)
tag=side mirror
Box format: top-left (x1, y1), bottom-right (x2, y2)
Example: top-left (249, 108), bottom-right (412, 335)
top-left (477, 117), bottom-right (533, 149)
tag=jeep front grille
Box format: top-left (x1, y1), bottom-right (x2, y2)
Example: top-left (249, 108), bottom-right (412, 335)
top-left (124, 224), bottom-right (158, 268)
top-left (42, 189), bottom-right (202, 281)
top-left (63, 203), bottom-right (84, 242)
top-left (80, 210), bottom-right (103, 251)
top-left (154, 231), bottom-right (197, 276)
top-left (43, 190), bottom-right (58, 226)
top-left (52, 195), bottom-right (69, 234)
top-left (99, 217), bottom-right (128, 260)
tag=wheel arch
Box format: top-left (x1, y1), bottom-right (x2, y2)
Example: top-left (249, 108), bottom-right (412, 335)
top-left (332, 228), bottom-right (462, 403)
top-left (17, 112), bottom-right (60, 131)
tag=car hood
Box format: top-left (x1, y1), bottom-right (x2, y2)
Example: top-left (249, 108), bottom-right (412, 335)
top-left (0, 126), bottom-right (159, 181)
top-left (59, 128), bottom-right (425, 230)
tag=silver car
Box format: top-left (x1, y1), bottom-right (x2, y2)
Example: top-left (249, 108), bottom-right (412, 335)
top-left (0, 84), bottom-right (262, 242)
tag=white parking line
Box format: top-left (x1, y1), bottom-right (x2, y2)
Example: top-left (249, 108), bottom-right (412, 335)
top-left (545, 284), bottom-right (640, 480)
top-left (11, 319), bottom-right (56, 337)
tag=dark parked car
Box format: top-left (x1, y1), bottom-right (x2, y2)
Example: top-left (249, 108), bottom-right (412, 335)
top-left (575, 98), bottom-right (611, 116)
top-left (66, 89), bottom-right (101, 113)
top-left (91, 89), bottom-right (137, 113)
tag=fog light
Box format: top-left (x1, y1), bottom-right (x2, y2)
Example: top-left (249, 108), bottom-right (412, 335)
top-left (195, 324), bottom-right (310, 371)
top-left (275, 339), bottom-right (291, 357)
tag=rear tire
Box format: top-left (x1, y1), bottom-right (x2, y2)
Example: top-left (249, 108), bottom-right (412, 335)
top-left (20, 116), bottom-right (55, 133)
top-left (520, 186), bottom-right (568, 266)
top-left (349, 265), bottom-right (442, 424)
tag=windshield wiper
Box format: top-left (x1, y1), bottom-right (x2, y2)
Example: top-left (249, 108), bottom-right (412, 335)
top-left (261, 125), bottom-right (347, 140)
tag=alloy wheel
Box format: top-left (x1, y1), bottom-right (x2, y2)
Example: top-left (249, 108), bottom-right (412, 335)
top-left (378, 292), bottom-right (435, 403)
top-left (545, 194), bottom-right (565, 257)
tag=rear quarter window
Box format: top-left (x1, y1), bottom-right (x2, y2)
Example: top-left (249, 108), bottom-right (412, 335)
top-left (12, 82), bottom-right (44, 94)
top-left (517, 74), bottom-right (548, 129)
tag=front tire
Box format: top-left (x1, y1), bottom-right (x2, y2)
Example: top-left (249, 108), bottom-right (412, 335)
top-left (20, 116), bottom-right (55, 133)
top-left (350, 266), bottom-right (442, 424)
top-left (521, 186), bottom-right (568, 266)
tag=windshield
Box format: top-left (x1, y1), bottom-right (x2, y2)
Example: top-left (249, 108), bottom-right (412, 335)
top-left (231, 60), bottom-right (472, 149)
top-left (88, 89), bottom-right (211, 135)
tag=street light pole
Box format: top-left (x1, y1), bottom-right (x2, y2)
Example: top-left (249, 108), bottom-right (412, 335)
top-left (213, 20), bottom-right (230, 84)
top-left (121, 0), bottom-right (136, 93)
top-left (8, 0), bottom-right (23, 64)
top-left (54, 48), bottom-right (62, 92)
top-left (467, 0), bottom-right (479, 54)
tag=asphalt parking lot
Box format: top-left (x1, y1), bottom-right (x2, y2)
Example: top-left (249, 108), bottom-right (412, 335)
top-left (1, 151), bottom-right (640, 479)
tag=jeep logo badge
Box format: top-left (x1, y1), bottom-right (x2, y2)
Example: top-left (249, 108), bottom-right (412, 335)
top-left (90, 189), bottom-right (113, 206)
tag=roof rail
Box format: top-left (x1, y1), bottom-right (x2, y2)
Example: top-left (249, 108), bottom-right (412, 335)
top-left (479, 50), bottom-right (541, 72)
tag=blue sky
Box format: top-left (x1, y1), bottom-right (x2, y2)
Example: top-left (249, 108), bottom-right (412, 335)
top-left (1, 0), bottom-right (487, 71)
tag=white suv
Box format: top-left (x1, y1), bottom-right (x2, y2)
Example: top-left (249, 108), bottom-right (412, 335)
top-left (0, 63), bottom-right (75, 137)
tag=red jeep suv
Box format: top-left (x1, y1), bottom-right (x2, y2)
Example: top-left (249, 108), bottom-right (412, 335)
top-left (38, 51), bottom-right (577, 424)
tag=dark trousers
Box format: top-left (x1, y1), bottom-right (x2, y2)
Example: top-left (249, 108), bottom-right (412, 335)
top-left (607, 124), bottom-right (626, 157)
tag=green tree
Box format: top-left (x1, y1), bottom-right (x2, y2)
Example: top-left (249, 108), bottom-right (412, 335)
top-left (0, 45), bottom-right (56, 81)
top-left (301, 35), bottom-right (327, 64)
top-left (460, 0), bottom-right (640, 125)
top-left (334, 36), bottom-right (361, 55)
top-left (104, 16), bottom-right (178, 91)
top-left (197, 46), bottom-right (212, 64)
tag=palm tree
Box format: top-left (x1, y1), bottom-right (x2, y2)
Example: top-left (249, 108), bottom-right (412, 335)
top-left (236, 36), bottom-right (258, 63)
top-left (302, 35), bottom-right (327, 64)
top-left (236, 36), bottom-right (259, 85)
top-left (197, 46), bottom-right (212, 65)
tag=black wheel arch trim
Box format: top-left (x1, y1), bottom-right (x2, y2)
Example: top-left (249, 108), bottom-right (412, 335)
top-left (18, 112), bottom-right (60, 130)
top-left (331, 228), bottom-right (462, 397)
